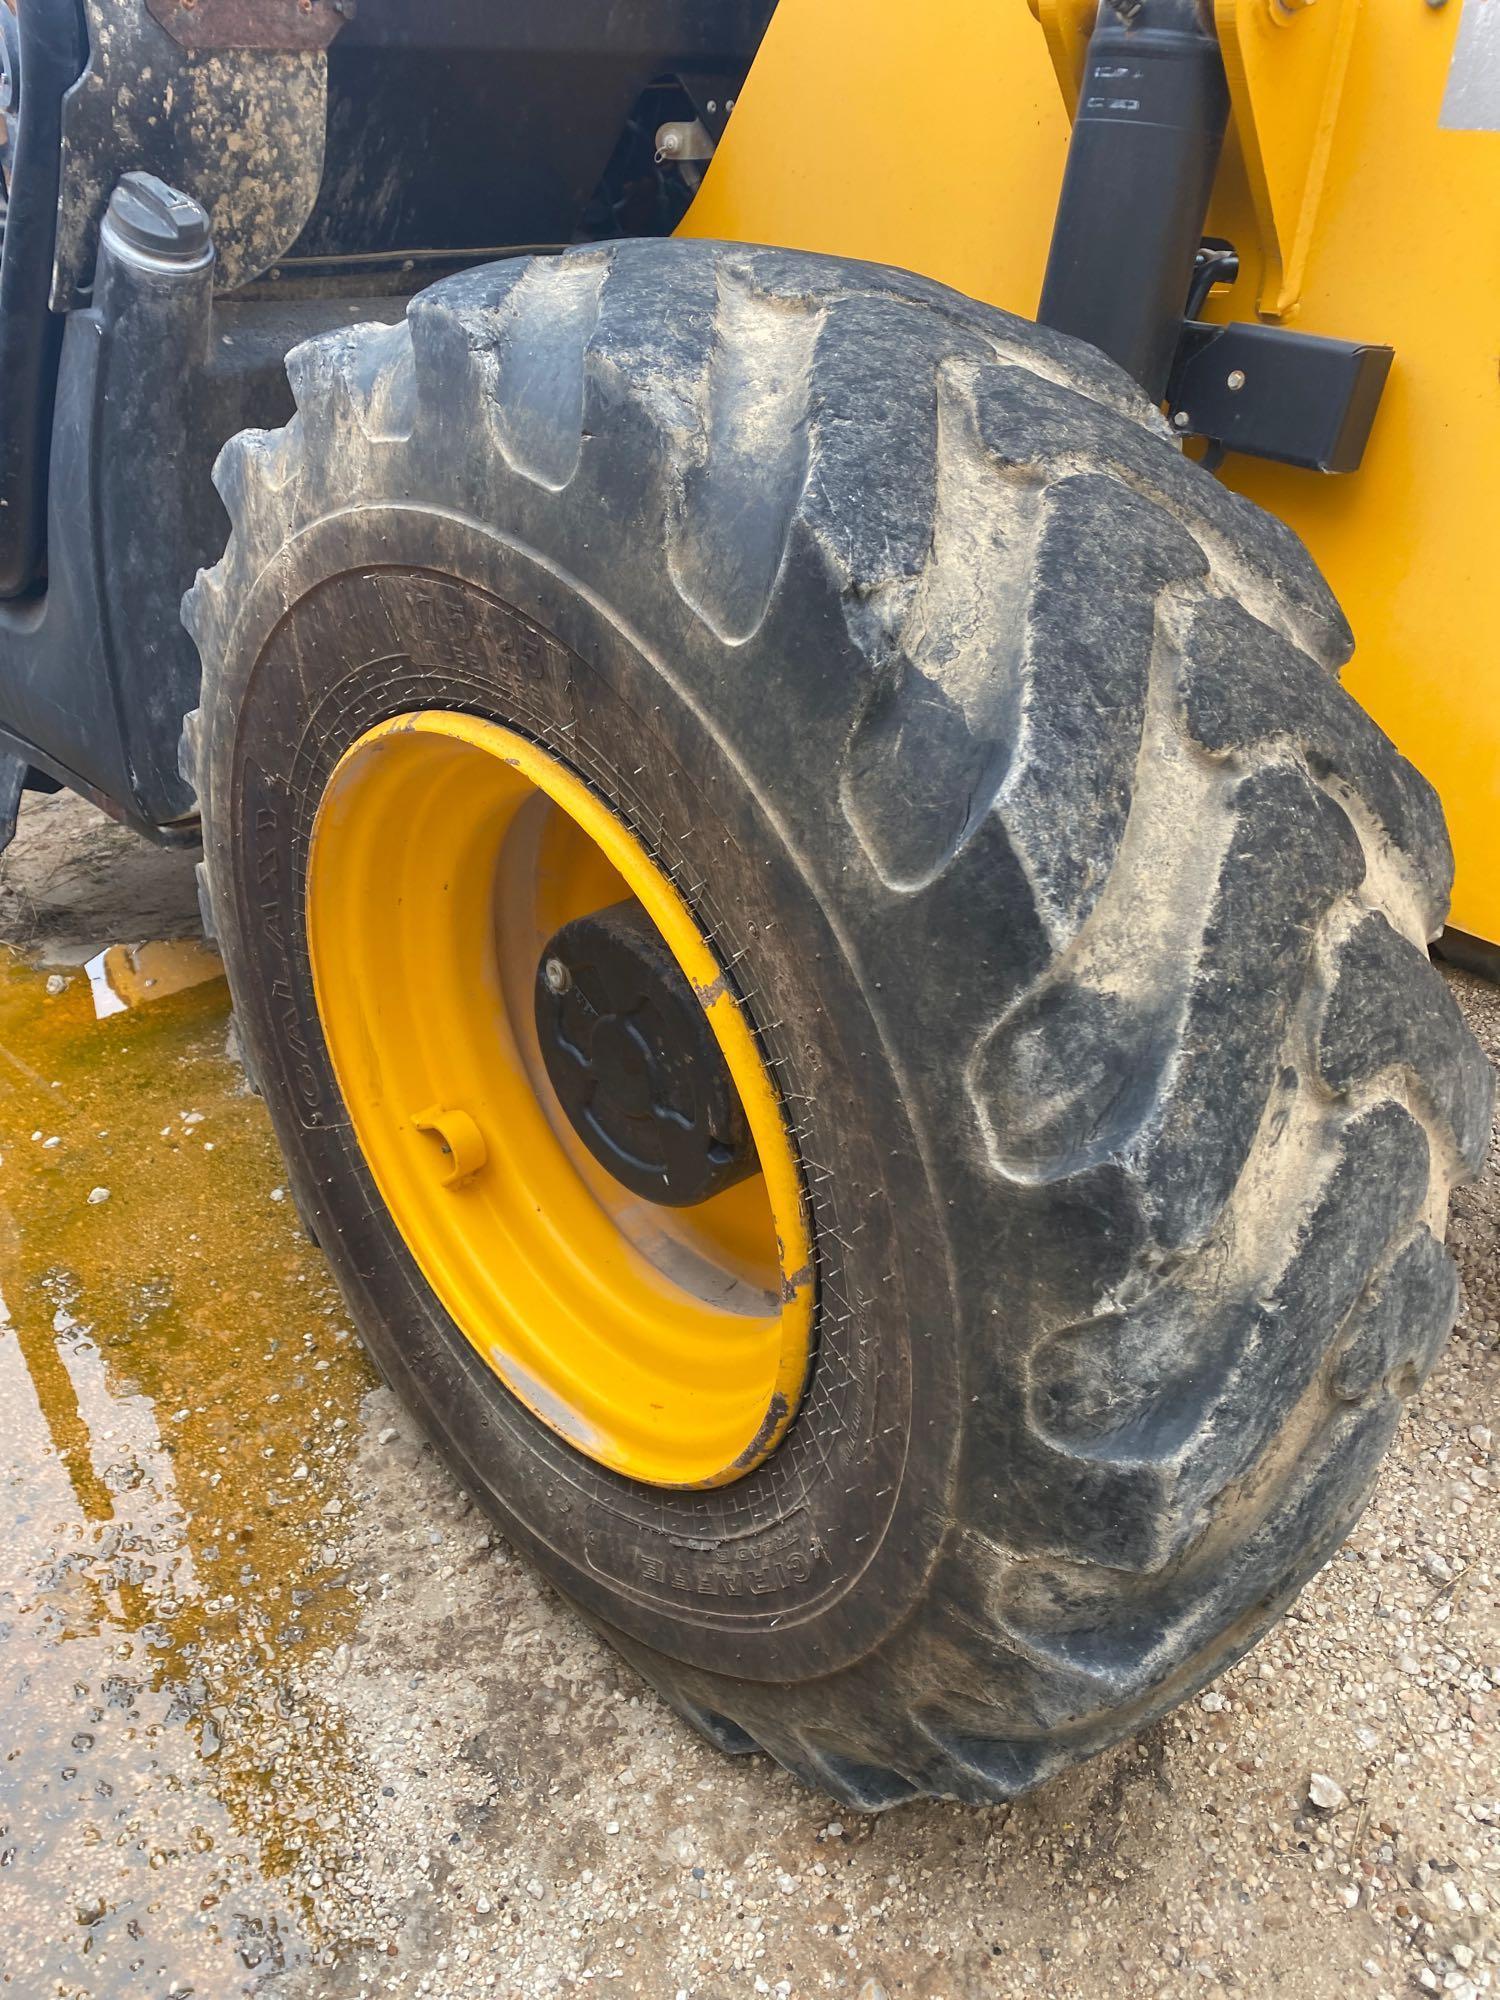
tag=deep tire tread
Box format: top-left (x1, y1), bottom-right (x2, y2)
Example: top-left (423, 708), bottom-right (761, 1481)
top-left (183, 240), bottom-right (1492, 1811)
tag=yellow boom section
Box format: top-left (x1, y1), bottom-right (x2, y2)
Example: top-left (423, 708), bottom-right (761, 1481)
top-left (682, 0), bottom-right (1500, 946)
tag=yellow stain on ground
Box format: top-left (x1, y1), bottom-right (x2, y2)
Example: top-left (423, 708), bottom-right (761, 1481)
top-left (0, 944), bottom-right (377, 1992)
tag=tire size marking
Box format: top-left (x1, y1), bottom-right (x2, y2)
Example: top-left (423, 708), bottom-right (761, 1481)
top-left (582, 1532), bottom-right (828, 1603)
top-left (635, 1543), bottom-right (826, 1598)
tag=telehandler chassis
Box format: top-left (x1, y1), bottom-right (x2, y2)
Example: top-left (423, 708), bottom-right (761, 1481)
top-left (0, 0), bottom-right (1491, 1806)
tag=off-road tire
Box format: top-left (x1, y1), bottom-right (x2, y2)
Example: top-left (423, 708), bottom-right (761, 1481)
top-left (183, 240), bottom-right (1493, 1808)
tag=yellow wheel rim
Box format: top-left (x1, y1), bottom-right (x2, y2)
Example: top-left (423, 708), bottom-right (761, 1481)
top-left (306, 711), bottom-right (814, 1488)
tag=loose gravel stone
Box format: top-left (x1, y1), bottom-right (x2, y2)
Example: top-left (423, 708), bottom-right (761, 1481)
top-left (1310, 1772), bottom-right (1351, 1812)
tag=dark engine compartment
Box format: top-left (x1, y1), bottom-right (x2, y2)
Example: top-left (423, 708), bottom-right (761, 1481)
top-left (295, 0), bottom-right (774, 264)
top-left (0, 0), bottom-right (776, 843)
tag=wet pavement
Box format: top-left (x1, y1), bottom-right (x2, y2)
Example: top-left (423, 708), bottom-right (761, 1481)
top-left (0, 895), bottom-right (376, 1994)
top-left (1, 790), bottom-right (1497, 2000)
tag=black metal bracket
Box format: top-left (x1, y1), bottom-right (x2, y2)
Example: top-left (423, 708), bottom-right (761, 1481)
top-left (1166, 320), bottom-right (1394, 474)
top-left (674, 71), bottom-right (744, 143)
top-left (1033, 3), bottom-right (1394, 481)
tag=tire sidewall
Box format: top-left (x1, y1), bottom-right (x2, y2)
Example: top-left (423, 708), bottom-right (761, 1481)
top-left (202, 505), bottom-right (962, 1682)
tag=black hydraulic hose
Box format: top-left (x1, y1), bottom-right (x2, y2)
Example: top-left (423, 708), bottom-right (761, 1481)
top-left (1037, 0), bottom-right (1229, 403)
top-left (0, 0), bottom-right (88, 599)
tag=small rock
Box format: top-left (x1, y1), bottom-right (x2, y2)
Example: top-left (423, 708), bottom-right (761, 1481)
top-left (858, 1983), bottom-right (890, 2000)
top-left (87, 1186), bottom-right (110, 1205)
top-left (1309, 1773), bottom-right (1349, 1812)
top-left (45, 974), bottom-right (66, 996)
top-left (378, 1427), bottom-right (397, 1445)
top-left (1469, 1425), bottom-right (1493, 1454)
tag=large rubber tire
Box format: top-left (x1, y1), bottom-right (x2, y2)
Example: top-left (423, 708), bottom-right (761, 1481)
top-left (183, 241), bottom-right (1493, 1808)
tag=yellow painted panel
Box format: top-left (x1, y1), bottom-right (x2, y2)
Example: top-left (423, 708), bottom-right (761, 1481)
top-left (682, 0), bottom-right (1500, 943)
top-left (681, 0), bottom-right (1069, 318)
top-left (1208, 6), bottom-right (1500, 949)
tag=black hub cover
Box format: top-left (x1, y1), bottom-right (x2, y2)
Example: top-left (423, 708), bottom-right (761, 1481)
top-left (534, 899), bottom-right (758, 1206)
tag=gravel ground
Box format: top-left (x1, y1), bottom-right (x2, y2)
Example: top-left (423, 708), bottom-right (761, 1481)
top-left (1, 791), bottom-right (1496, 2000)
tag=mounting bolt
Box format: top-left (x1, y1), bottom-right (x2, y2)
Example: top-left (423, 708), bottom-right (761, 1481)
top-left (544, 957), bottom-right (573, 995)
top-left (1226, 369), bottom-right (1247, 392)
top-left (1172, 410), bottom-right (1193, 431)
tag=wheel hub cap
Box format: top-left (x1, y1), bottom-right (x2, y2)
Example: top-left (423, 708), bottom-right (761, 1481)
top-left (535, 900), bottom-right (758, 1206)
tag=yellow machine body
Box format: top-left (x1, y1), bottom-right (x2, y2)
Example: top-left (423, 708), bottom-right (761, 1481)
top-left (682, 0), bottom-right (1500, 944)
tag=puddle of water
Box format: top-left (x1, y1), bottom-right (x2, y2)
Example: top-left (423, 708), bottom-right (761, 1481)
top-left (0, 946), bottom-right (378, 1996)
top-left (83, 940), bottom-right (225, 1021)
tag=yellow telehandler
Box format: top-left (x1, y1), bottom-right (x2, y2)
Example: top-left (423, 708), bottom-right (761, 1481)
top-left (0, 0), bottom-right (1492, 1805)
